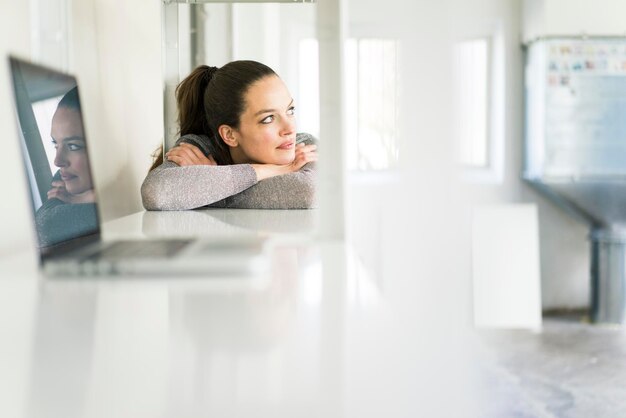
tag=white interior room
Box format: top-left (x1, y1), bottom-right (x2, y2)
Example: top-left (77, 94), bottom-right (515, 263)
top-left (2, 0), bottom-right (626, 416)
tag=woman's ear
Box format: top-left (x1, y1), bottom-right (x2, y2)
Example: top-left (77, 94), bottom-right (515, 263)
top-left (218, 125), bottom-right (238, 148)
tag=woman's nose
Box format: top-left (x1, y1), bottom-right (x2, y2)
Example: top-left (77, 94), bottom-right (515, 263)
top-left (281, 117), bottom-right (296, 136)
top-left (54, 148), bottom-right (67, 167)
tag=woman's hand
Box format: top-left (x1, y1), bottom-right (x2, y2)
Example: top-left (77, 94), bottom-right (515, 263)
top-left (252, 143), bottom-right (318, 181)
top-left (286, 143), bottom-right (318, 172)
top-left (48, 180), bottom-right (96, 204)
top-left (166, 143), bottom-right (216, 166)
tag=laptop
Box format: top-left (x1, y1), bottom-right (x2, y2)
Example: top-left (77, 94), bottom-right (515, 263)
top-left (8, 56), bottom-right (267, 276)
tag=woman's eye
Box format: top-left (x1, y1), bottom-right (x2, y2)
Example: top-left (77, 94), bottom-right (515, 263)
top-left (260, 115), bottom-right (274, 124)
top-left (287, 106), bottom-right (296, 116)
top-left (67, 143), bottom-right (84, 151)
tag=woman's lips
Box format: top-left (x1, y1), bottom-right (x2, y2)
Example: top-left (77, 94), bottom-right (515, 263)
top-left (60, 173), bottom-right (77, 181)
top-left (277, 141), bottom-right (295, 150)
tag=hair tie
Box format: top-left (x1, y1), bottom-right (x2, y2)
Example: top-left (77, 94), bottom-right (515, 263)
top-left (205, 66), bottom-right (219, 83)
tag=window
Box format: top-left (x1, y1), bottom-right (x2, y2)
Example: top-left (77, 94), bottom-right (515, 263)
top-left (346, 39), bottom-right (399, 171)
top-left (31, 97), bottom-right (64, 173)
top-left (298, 38), bottom-right (321, 139)
top-left (298, 38), bottom-right (400, 172)
top-left (453, 30), bottom-right (504, 183)
top-left (455, 39), bottom-right (489, 168)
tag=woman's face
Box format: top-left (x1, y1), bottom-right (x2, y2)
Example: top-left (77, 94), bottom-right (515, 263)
top-left (51, 107), bottom-right (93, 195)
top-left (227, 75), bottom-right (297, 165)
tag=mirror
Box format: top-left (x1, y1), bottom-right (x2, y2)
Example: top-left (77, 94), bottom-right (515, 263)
top-left (160, 0), bottom-right (345, 239)
top-left (163, 2), bottom-right (318, 150)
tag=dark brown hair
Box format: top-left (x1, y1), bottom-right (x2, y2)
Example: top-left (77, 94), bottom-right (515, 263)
top-left (149, 60), bottom-right (277, 171)
top-left (58, 86), bottom-right (81, 111)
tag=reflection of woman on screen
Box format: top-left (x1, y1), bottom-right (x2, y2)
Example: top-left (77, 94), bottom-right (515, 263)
top-left (35, 87), bottom-right (98, 247)
top-left (48, 87), bottom-right (94, 203)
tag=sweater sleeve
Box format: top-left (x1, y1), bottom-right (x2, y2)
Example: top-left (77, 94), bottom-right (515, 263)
top-left (141, 132), bottom-right (318, 211)
top-left (211, 162), bottom-right (316, 209)
top-left (141, 162), bottom-right (258, 211)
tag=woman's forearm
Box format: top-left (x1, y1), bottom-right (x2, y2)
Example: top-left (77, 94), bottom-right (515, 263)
top-left (212, 163), bottom-right (317, 209)
top-left (250, 163), bottom-right (290, 181)
top-left (141, 161), bottom-right (258, 210)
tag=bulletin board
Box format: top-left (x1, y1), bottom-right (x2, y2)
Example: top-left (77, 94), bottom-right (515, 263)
top-left (525, 38), bottom-right (626, 179)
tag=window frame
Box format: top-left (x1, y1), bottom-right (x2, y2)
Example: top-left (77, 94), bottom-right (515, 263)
top-left (346, 37), bottom-right (400, 172)
top-left (455, 25), bottom-right (505, 184)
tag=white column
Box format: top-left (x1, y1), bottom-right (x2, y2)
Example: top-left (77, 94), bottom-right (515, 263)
top-left (317, 0), bottom-right (347, 240)
top-left (162, 1), bottom-right (180, 151)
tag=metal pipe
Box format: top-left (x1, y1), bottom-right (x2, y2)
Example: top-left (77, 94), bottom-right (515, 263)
top-left (590, 229), bottom-right (626, 323)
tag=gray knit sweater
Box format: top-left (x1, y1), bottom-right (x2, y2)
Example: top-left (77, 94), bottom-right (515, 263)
top-left (141, 132), bottom-right (317, 211)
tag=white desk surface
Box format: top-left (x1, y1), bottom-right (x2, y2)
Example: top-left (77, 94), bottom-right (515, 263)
top-left (0, 208), bottom-right (480, 418)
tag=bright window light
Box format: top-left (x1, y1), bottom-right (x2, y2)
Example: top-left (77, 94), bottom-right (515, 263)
top-left (32, 96), bottom-right (64, 173)
top-left (298, 38), bottom-right (320, 139)
top-left (299, 38), bottom-right (399, 171)
top-left (454, 38), bottom-right (490, 168)
top-left (347, 39), bottom-right (399, 171)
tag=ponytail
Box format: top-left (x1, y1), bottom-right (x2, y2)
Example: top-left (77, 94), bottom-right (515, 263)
top-left (175, 66), bottom-right (233, 164)
top-left (176, 65), bottom-right (216, 137)
top-left (149, 66), bottom-right (220, 172)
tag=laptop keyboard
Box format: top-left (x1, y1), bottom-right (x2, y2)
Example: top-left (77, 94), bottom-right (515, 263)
top-left (85, 239), bottom-right (191, 260)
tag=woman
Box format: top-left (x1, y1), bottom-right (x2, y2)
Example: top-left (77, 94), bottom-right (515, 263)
top-left (36, 87), bottom-right (98, 247)
top-left (141, 60), bottom-right (318, 211)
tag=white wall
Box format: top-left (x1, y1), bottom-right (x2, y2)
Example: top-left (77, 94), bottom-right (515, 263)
top-left (204, 4), bottom-right (316, 102)
top-left (233, 4), bottom-right (281, 71)
top-left (0, 0), bottom-right (34, 255)
top-left (523, 0), bottom-right (626, 43)
top-left (72, 0), bottom-right (163, 221)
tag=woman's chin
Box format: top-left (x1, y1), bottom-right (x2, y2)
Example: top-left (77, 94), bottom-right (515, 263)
top-left (67, 187), bottom-right (91, 198)
top-left (272, 154), bottom-right (296, 165)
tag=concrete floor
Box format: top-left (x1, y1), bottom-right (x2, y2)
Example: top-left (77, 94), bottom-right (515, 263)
top-left (476, 314), bottom-right (626, 417)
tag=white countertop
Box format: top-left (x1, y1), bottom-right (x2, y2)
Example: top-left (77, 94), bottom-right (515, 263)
top-left (0, 208), bottom-right (480, 418)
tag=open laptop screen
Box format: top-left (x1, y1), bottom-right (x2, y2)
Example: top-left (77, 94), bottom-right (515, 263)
top-left (9, 57), bottom-right (100, 252)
